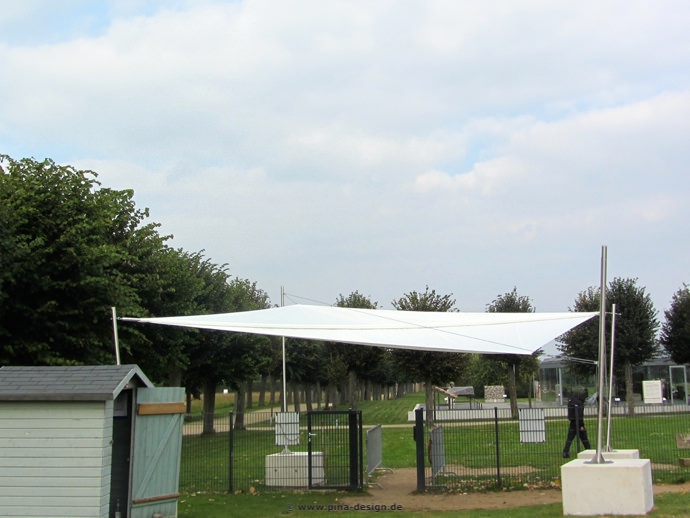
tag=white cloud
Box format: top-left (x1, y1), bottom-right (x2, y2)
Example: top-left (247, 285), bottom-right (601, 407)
top-left (2, 1), bottom-right (690, 313)
top-left (415, 156), bottom-right (526, 195)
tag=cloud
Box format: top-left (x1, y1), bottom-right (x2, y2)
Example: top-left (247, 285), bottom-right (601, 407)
top-left (2, 1), bottom-right (690, 313)
top-left (415, 156), bottom-right (526, 195)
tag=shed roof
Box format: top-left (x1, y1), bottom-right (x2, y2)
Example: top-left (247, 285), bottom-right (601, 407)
top-left (0, 364), bottom-right (154, 401)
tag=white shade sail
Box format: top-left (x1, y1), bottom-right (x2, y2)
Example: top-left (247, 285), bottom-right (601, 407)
top-left (122, 304), bottom-right (596, 355)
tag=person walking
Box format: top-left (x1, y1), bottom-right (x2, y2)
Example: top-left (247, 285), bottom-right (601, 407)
top-left (562, 391), bottom-right (591, 458)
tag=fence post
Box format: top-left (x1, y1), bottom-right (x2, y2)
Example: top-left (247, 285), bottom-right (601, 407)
top-left (494, 407), bottom-right (501, 488)
top-left (348, 409), bottom-right (360, 489)
top-left (414, 407), bottom-right (425, 491)
top-left (358, 410), bottom-right (364, 489)
top-left (228, 411), bottom-right (234, 493)
top-left (574, 403), bottom-right (581, 454)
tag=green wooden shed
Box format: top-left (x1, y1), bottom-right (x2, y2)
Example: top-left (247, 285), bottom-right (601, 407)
top-left (0, 365), bottom-right (184, 518)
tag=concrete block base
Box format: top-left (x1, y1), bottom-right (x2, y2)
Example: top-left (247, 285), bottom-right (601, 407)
top-left (576, 449), bottom-right (639, 460)
top-left (265, 452), bottom-right (325, 487)
top-left (561, 458), bottom-right (653, 516)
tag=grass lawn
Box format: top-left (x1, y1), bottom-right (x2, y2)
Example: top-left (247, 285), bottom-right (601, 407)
top-left (180, 389), bottom-right (690, 517)
top-left (187, 391), bottom-right (276, 414)
top-left (177, 491), bottom-right (690, 518)
top-left (347, 392), bottom-right (426, 425)
top-left (181, 413), bottom-right (690, 497)
top-left (186, 390), bottom-right (428, 422)
top-left (181, 392), bottom-right (690, 495)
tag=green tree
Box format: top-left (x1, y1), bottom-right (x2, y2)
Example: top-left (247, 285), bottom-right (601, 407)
top-left (660, 284), bottom-right (690, 365)
top-left (285, 338), bottom-right (326, 412)
top-left (556, 287), bottom-right (600, 379)
top-left (391, 286), bottom-right (469, 427)
top-left (120, 248), bottom-right (208, 385)
top-left (255, 335), bottom-right (283, 407)
top-left (0, 155), bottom-right (168, 366)
top-left (188, 275), bottom-right (272, 433)
top-left (331, 291), bottom-right (382, 409)
top-left (485, 287), bottom-right (538, 418)
top-left (465, 354), bottom-right (507, 397)
top-left (558, 277), bottom-right (659, 415)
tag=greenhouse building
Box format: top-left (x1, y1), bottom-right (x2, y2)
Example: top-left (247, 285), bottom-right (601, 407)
top-left (539, 354), bottom-right (689, 406)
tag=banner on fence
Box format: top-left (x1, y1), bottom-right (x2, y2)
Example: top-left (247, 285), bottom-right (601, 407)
top-left (366, 425), bottom-right (384, 475)
top-left (429, 425), bottom-right (457, 484)
top-left (518, 408), bottom-right (546, 443)
top-left (275, 412), bottom-right (300, 447)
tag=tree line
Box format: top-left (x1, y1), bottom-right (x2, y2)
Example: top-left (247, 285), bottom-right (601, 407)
top-left (1, 155), bottom-right (688, 428)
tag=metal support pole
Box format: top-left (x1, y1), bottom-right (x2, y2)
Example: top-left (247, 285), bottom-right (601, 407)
top-left (414, 407), bottom-right (425, 491)
top-left (348, 410), bottom-right (360, 489)
top-left (592, 246), bottom-right (608, 464)
top-left (281, 286), bottom-right (287, 413)
top-left (111, 307), bottom-right (121, 365)
top-left (228, 412), bottom-right (234, 493)
top-left (494, 407), bottom-right (502, 488)
top-left (574, 403), bottom-right (581, 453)
top-left (605, 303), bottom-right (616, 451)
top-left (358, 410), bottom-right (364, 489)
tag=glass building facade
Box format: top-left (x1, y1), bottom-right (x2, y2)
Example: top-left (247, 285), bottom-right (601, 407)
top-left (539, 355), bottom-right (688, 406)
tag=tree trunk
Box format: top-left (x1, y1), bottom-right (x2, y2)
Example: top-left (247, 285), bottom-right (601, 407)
top-left (278, 378), bottom-right (285, 411)
top-left (625, 361), bottom-right (635, 417)
top-left (258, 375), bottom-right (267, 406)
top-left (186, 390), bottom-right (193, 414)
top-left (326, 385), bottom-right (336, 410)
top-left (425, 381), bottom-right (434, 428)
top-left (305, 383), bottom-right (313, 412)
top-left (348, 371), bottom-right (358, 410)
top-left (202, 379), bottom-right (216, 435)
top-left (508, 363), bottom-right (519, 419)
top-left (292, 381), bottom-right (301, 413)
top-left (246, 379), bottom-right (254, 409)
top-left (270, 375), bottom-right (277, 407)
top-left (235, 386), bottom-right (246, 430)
top-left (315, 381), bottom-right (322, 410)
top-left (167, 367), bottom-right (183, 387)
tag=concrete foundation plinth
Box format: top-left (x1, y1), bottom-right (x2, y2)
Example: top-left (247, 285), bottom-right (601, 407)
top-left (561, 458), bottom-right (653, 516)
top-left (265, 451), bottom-right (325, 487)
top-left (576, 449), bottom-right (639, 460)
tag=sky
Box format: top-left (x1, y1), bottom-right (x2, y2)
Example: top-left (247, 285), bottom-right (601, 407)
top-left (1, 1), bottom-right (689, 323)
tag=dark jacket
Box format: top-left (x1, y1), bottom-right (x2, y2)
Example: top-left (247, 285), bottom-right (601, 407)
top-left (567, 397), bottom-right (585, 425)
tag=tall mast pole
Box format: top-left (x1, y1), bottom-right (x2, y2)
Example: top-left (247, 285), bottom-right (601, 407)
top-left (111, 307), bottom-right (121, 366)
top-left (605, 303), bottom-right (617, 452)
top-left (593, 246), bottom-right (608, 463)
top-left (281, 286), bottom-right (287, 413)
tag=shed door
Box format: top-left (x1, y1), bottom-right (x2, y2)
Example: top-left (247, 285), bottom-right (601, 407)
top-left (130, 387), bottom-right (185, 518)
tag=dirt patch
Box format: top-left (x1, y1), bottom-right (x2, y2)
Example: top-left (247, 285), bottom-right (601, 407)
top-left (336, 468), bottom-right (690, 512)
top-left (652, 462), bottom-right (681, 471)
top-left (438, 465), bottom-right (540, 476)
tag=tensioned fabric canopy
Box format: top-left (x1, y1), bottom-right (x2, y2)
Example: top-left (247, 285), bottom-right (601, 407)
top-left (122, 304), bottom-right (597, 355)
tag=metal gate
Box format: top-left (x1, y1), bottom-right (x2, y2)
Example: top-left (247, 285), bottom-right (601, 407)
top-left (306, 410), bottom-right (363, 490)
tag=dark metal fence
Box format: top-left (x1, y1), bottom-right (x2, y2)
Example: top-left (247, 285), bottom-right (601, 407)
top-left (415, 404), bottom-right (690, 492)
top-left (180, 403), bottom-right (690, 494)
top-left (307, 410), bottom-right (363, 490)
top-left (180, 413), bottom-right (232, 493)
top-left (180, 410), bottom-right (363, 493)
